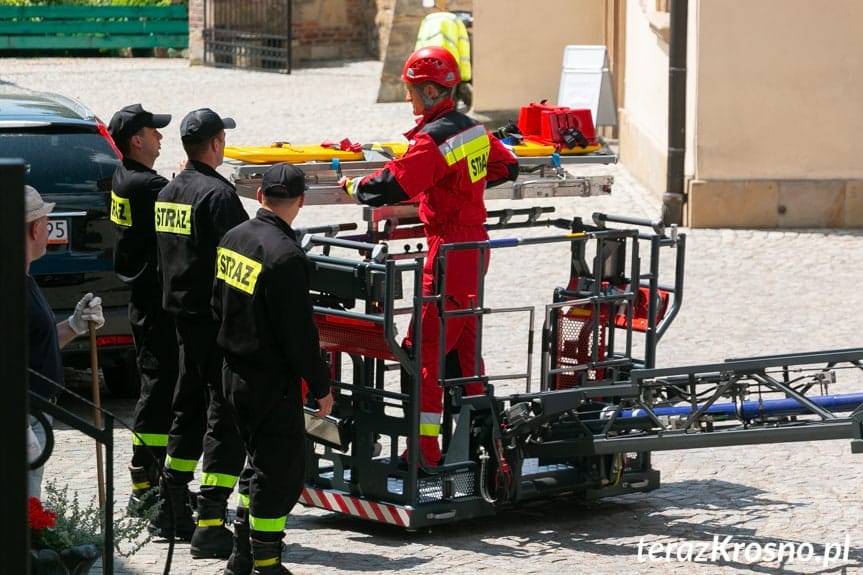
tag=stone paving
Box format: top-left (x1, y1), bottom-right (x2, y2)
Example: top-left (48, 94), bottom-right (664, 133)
top-left (5, 57), bottom-right (863, 575)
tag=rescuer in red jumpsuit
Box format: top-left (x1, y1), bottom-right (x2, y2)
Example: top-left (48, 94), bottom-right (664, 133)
top-left (340, 46), bottom-right (519, 468)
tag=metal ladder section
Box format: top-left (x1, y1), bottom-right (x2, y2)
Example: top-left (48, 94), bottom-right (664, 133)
top-left (593, 348), bottom-right (863, 453)
top-left (494, 347), bottom-right (863, 508)
top-left (228, 147), bottom-right (617, 204)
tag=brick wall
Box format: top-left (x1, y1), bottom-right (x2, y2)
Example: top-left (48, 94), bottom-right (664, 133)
top-left (189, 0), bottom-right (473, 69)
top-left (292, 0), bottom-right (373, 61)
top-left (189, 0), bottom-right (380, 66)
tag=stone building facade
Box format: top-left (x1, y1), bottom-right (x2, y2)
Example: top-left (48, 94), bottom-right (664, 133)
top-left (187, 0), bottom-right (467, 66)
top-left (187, 0), bottom-right (471, 103)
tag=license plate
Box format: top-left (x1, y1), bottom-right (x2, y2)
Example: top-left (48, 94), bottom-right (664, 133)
top-left (47, 219), bottom-right (69, 245)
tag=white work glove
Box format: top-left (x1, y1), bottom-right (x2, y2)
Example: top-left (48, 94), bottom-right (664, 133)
top-left (67, 292), bottom-right (104, 335)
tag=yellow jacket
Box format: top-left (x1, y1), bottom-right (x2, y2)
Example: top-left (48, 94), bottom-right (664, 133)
top-left (415, 12), bottom-right (472, 82)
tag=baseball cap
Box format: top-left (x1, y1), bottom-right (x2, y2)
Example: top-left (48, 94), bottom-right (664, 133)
top-left (261, 163), bottom-right (308, 198)
top-left (25, 185), bottom-right (55, 223)
top-left (108, 103), bottom-right (171, 142)
top-left (180, 108), bottom-right (236, 144)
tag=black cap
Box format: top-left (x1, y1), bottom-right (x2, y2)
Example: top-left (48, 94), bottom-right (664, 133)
top-left (261, 163), bottom-right (308, 198)
top-left (180, 108), bottom-right (236, 144)
top-left (108, 104), bottom-right (171, 142)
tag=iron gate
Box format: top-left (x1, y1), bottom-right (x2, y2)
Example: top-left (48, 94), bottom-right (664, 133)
top-left (203, 0), bottom-right (291, 73)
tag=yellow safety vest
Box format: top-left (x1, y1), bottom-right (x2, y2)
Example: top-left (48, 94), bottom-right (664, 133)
top-left (415, 12), bottom-right (472, 82)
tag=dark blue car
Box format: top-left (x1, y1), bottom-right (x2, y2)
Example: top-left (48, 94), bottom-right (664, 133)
top-left (1, 91), bottom-right (140, 397)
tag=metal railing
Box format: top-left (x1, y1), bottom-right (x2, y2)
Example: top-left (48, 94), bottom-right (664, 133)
top-left (30, 391), bottom-right (116, 575)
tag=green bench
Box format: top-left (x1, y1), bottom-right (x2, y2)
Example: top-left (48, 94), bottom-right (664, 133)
top-left (0, 5), bottom-right (188, 51)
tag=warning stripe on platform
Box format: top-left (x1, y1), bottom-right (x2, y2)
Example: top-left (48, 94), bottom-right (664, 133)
top-left (300, 487), bottom-right (411, 527)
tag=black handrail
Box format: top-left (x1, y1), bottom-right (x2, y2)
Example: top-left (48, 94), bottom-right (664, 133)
top-left (29, 388), bottom-right (115, 575)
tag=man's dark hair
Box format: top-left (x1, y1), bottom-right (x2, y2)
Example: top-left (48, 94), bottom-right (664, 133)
top-left (182, 137), bottom-right (212, 159)
top-left (114, 132), bottom-right (137, 156)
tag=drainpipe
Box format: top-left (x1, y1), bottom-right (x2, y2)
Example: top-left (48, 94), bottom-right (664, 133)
top-left (662, 0), bottom-right (688, 225)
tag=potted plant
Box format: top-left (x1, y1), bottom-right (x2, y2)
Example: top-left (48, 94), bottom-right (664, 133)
top-left (29, 481), bottom-right (154, 575)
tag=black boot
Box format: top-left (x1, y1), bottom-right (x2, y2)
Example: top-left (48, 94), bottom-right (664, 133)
top-left (251, 537), bottom-right (292, 575)
top-left (148, 478), bottom-right (195, 541)
top-left (223, 508), bottom-right (252, 575)
top-left (127, 465), bottom-right (158, 518)
top-left (190, 496), bottom-right (233, 559)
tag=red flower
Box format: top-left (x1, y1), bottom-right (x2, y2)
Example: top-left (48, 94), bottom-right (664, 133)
top-left (28, 497), bottom-right (57, 531)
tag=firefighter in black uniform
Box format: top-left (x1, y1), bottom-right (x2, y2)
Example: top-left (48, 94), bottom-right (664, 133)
top-left (152, 108), bottom-right (247, 559)
top-left (107, 104), bottom-right (179, 515)
top-left (213, 163), bottom-right (334, 575)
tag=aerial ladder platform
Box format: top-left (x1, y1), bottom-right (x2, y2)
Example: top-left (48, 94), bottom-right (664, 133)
top-left (224, 146), bottom-right (863, 531)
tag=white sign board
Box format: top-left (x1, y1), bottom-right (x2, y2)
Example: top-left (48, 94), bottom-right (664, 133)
top-left (557, 45), bottom-right (617, 127)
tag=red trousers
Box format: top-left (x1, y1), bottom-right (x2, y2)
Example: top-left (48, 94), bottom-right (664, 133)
top-left (407, 226), bottom-right (488, 464)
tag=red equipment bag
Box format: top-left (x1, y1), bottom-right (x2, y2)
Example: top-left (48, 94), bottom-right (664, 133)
top-left (517, 101), bottom-right (566, 139)
top-left (517, 101), bottom-right (598, 147)
top-left (541, 108), bottom-right (597, 144)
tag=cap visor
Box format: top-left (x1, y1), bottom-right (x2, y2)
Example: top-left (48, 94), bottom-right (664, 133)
top-left (149, 113), bottom-right (172, 129)
top-left (221, 117), bottom-right (237, 129)
top-left (27, 202), bottom-right (56, 222)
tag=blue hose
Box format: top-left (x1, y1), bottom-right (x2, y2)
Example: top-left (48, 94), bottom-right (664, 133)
top-left (618, 393), bottom-right (863, 420)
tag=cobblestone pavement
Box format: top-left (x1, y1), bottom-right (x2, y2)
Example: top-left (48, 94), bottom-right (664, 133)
top-left (5, 58), bottom-right (863, 575)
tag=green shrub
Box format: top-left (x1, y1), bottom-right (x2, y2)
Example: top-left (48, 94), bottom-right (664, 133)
top-left (35, 480), bottom-right (156, 558)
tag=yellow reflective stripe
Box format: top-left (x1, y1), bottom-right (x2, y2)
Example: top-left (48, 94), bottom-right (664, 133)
top-left (165, 455), bottom-right (198, 472)
top-left (154, 201), bottom-right (192, 235)
top-left (197, 518), bottom-right (224, 527)
top-left (419, 423), bottom-right (440, 436)
top-left (131, 481), bottom-right (151, 490)
top-left (110, 192), bottom-right (132, 227)
top-left (438, 126), bottom-right (490, 183)
top-left (255, 557), bottom-right (280, 568)
top-left (131, 432), bottom-right (169, 447)
top-left (249, 514), bottom-right (287, 533)
top-left (238, 493), bottom-right (250, 508)
top-left (201, 472), bottom-right (239, 489)
top-left (438, 125), bottom-right (487, 166)
top-left (216, 247), bottom-right (262, 295)
top-left (419, 412), bottom-right (440, 437)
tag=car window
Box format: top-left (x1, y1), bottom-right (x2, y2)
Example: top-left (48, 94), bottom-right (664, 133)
top-left (0, 130), bottom-right (118, 197)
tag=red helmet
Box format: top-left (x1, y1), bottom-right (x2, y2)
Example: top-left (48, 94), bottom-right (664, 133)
top-left (401, 46), bottom-right (460, 88)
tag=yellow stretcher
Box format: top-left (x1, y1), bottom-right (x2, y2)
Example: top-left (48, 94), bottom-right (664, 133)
top-left (508, 139), bottom-right (602, 157)
top-left (223, 139), bottom-right (602, 164)
top-left (223, 144), bottom-right (365, 164)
